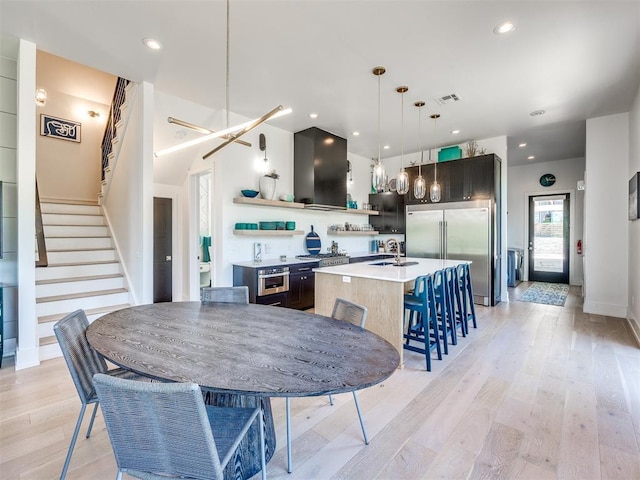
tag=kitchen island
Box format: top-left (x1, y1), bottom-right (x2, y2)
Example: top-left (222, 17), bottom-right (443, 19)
top-left (314, 257), bottom-right (467, 364)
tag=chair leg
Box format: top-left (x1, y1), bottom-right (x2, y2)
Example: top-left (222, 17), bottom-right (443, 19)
top-left (286, 397), bottom-right (292, 474)
top-left (60, 403), bottom-right (87, 480)
top-left (351, 392), bottom-right (369, 445)
top-left (86, 402), bottom-right (99, 438)
top-left (328, 394), bottom-right (334, 406)
top-left (260, 407), bottom-right (267, 480)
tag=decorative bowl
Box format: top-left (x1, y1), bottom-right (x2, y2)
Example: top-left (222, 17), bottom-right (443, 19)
top-left (259, 221), bottom-right (277, 230)
top-left (279, 194), bottom-right (295, 202)
top-left (241, 189), bottom-right (259, 198)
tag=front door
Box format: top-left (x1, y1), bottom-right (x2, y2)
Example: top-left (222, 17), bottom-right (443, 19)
top-left (528, 194), bottom-right (569, 283)
top-left (153, 197), bottom-right (172, 302)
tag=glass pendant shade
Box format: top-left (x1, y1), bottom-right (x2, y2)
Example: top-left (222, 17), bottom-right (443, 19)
top-left (413, 101), bottom-right (426, 199)
top-left (373, 160), bottom-right (385, 192)
top-left (396, 168), bottom-right (409, 195)
top-left (414, 174), bottom-right (426, 199)
top-left (430, 181), bottom-right (441, 202)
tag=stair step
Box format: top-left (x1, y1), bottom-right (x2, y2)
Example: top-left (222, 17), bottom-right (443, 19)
top-left (36, 290), bottom-right (131, 318)
top-left (38, 303), bottom-right (131, 324)
top-left (41, 203), bottom-right (101, 215)
top-left (44, 225), bottom-right (108, 237)
top-left (47, 249), bottom-right (117, 265)
top-left (36, 274), bottom-right (125, 298)
top-left (39, 335), bottom-right (57, 346)
top-left (43, 213), bottom-right (105, 226)
top-left (46, 237), bottom-right (112, 250)
top-left (36, 262), bottom-right (122, 281)
top-left (37, 288), bottom-right (128, 304)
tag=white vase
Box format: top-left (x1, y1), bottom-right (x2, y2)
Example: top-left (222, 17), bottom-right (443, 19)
top-left (259, 176), bottom-right (276, 200)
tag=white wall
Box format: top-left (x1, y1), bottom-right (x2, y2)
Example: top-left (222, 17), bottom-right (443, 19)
top-left (35, 51), bottom-right (115, 203)
top-left (16, 39), bottom-right (38, 369)
top-left (507, 156), bottom-right (585, 285)
top-left (0, 38), bottom-right (18, 358)
top-left (628, 85), bottom-right (640, 341)
top-left (103, 82), bottom-right (155, 305)
top-left (584, 113), bottom-right (629, 318)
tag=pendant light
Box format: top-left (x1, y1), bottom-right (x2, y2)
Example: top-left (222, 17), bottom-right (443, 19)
top-left (372, 67), bottom-right (386, 192)
top-left (413, 101), bottom-right (426, 199)
top-left (430, 113), bottom-right (442, 202)
top-left (395, 86), bottom-right (409, 195)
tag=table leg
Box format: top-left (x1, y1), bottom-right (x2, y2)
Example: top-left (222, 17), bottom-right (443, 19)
top-left (203, 391), bottom-right (275, 479)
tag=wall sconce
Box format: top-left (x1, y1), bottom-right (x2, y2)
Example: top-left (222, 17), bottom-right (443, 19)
top-left (35, 88), bottom-right (47, 107)
top-left (259, 133), bottom-right (269, 172)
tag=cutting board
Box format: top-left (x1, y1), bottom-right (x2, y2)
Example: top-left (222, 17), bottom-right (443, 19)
top-left (305, 225), bottom-right (321, 254)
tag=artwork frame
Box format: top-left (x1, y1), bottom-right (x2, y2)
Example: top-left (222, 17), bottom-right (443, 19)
top-left (40, 114), bottom-right (81, 143)
top-left (629, 172), bottom-right (639, 221)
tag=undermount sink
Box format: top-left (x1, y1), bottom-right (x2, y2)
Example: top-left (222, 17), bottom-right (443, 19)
top-left (393, 261), bottom-right (419, 267)
top-left (370, 261), bottom-right (395, 266)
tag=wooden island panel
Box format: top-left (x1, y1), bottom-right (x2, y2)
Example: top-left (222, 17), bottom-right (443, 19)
top-left (315, 272), bottom-right (409, 364)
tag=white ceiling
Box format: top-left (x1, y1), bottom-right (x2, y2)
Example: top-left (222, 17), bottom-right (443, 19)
top-left (1, 1), bottom-right (639, 166)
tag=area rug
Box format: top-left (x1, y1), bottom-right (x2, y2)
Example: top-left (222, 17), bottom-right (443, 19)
top-left (517, 282), bottom-right (569, 306)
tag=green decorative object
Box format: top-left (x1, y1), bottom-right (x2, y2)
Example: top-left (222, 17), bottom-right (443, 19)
top-left (539, 173), bottom-right (556, 187)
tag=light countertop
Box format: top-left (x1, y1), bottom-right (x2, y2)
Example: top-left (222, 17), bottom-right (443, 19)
top-left (313, 257), bottom-right (469, 283)
top-left (232, 251), bottom-right (393, 269)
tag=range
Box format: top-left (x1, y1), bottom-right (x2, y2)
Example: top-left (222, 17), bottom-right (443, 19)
top-left (295, 253), bottom-right (350, 267)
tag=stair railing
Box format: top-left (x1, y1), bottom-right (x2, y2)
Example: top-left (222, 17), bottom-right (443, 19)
top-left (35, 182), bottom-right (48, 267)
top-left (101, 77), bottom-right (131, 181)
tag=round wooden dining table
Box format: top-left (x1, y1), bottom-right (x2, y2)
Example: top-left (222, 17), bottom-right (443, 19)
top-left (86, 301), bottom-right (399, 478)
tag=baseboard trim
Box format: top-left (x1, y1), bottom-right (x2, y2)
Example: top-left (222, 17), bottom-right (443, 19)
top-left (15, 345), bottom-right (40, 370)
top-left (583, 300), bottom-right (627, 319)
top-left (626, 310), bottom-right (640, 348)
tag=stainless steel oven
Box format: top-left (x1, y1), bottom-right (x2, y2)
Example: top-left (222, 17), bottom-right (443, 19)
top-left (257, 266), bottom-right (290, 296)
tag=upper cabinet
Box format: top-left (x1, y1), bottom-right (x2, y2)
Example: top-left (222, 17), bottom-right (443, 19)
top-left (406, 154), bottom-right (500, 204)
top-left (368, 192), bottom-right (405, 234)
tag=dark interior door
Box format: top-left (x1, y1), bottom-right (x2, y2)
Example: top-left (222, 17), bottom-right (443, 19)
top-left (154, 197), bottom-right (172, 302)
top-left (528, 194), bottom-right (569, 283)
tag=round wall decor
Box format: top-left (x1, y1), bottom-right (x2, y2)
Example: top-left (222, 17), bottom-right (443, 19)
top-left (539, 173), bottom-right (556, 187)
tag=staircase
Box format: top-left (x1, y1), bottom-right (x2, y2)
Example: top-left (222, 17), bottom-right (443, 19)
top-left (37, 202), bottom-right (131, 361)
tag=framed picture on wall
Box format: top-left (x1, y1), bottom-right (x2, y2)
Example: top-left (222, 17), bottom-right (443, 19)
top-left (40, 114), bottom-right (81, 143)
top-left (630, 172), bottom-right (639, 221)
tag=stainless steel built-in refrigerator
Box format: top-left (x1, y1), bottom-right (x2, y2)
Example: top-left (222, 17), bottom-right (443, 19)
top-left (406, 200), bottom-right (500, 306)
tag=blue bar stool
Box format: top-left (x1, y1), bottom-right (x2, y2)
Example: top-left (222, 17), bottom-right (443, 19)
top-left (403, 274), bottom-right (442, 371)
top-left (456, 263), bottom-right (477, 330)
top-left (447, 266), bottom-right (467, 339)
top-left (433, 269), bottom-right (455, 353)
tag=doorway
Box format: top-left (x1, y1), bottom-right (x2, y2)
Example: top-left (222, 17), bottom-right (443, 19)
top-left (153, 197), bottom-right (172, 302)
top-left (528, 194), bottom-right (569, 284)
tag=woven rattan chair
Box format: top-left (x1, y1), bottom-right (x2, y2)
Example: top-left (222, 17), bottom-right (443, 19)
top-left (285, 298), bottom-right (369, 473)
top-left (54, 309), bottom-right (146, 480)
top-left (201, 286), bottom-right (249, 304)
top-left (93, 373), bottom-right (266, 480)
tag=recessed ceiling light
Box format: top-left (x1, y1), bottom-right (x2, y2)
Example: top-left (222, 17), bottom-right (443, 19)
top-left (308, 113), bottom-right (318, 119)
top-left (450, 129), bottom-right (460, 135)
top-left (352, 131), bottom-right (360, 136)
top-left (530, 110), bottom-right (545, 116)
top-left (519, 142), bottom-right (527, 148)
top-left (142, 38), bottom-right (162, 50)
top-left (527, 155), bottom-right (535, 160)
top-left (383, 145), bottom-right (390, 150)
top-left (493, 21), bottom-right (516, 35)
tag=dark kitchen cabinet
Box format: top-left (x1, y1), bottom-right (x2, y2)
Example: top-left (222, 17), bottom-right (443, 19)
top-left (287, 263), bottom-right (316, 310)
top-left (368, 192), bottom-right (405, 234)
top-left (406, 154), bottom-right (499, 204)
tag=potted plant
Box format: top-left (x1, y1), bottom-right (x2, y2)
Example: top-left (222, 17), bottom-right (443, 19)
top-left (260, 169), bottom-right (279, 200)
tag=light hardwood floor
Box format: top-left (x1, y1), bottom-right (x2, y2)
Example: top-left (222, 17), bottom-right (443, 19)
top-left (1, 283), bottom-right (639, 479)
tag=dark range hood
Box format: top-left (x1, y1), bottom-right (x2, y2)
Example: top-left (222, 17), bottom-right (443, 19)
top-left (294, 127), bottom-right (347, 210)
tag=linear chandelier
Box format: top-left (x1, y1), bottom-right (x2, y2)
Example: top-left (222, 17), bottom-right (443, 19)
top-left (154, 0), bottom-right (291, 159)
